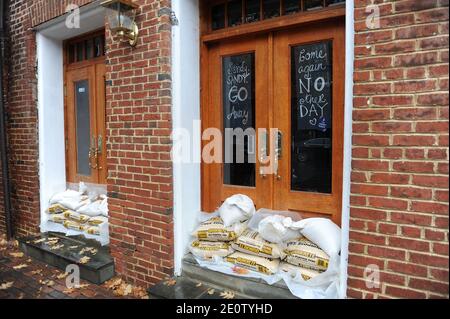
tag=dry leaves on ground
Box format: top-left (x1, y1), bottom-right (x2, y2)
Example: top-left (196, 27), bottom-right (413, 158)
top-left (79, 247), bottom-right (98, 255)
top-left (39, 279), bottom-right (55, 287)
top-left (0, 281), bottom-right (14, 290)
top-left (207, 288), bottom-right (215, 295)
top-left (79, 256), bottom-right (91, 264)
top-left (31, 269), bottom-right (43, 276)
top-left (104, 277), bottom-right (149, 299)
top-left (9, 252), bottom-right (24, 258)
top-left (13, 264), bottom-right (28, 270)
top-left (196, 282), bottom-right (203, 287)
top-left (164, 279), bottom-right (177, 286)
top-left (0, 239), bottom-right (7, 246)
top-left (220, 291), bottom-right (236, 299)
top-left (56, 272), bottom-right (69, 280)
top-left (33, 238), bottom-right (46, 244)
top-left (50, 244), bottom-right (65, 251)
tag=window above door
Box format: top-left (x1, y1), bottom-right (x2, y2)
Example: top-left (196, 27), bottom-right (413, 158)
top-left (207, 0), bottom-right (346, 32)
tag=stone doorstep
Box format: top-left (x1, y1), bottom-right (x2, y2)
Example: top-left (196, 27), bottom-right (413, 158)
top-left (17, 232), bottom-right (115, 285)
top-left (148, 254), bottom-right (298, 300)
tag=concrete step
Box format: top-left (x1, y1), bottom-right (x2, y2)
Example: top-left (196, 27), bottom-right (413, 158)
top-left (156, 254), bottom-right (297, 299)
top-left (18, 232), bottom-right (115, 285)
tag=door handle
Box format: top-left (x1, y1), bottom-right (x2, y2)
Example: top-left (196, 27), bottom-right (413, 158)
top-left (259, 130), bottom-right (268, 178)
top-left (97, 135), bottom-right (103, 170)
top-left (275, 130), bottom-right (282, 180)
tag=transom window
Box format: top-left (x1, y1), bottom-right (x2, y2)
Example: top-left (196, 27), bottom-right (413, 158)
top-left (210, 0), bottom-right (346, 31)
top-left (66, 32), bottom-right (106, 64)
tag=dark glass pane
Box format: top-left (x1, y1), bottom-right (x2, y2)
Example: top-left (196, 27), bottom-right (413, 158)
top-left (304, 0), bottom-right (323, 10)
top-left (75, 80), bottom-right (91, 176)
top-left (76, 42), bottom-right (84, 62)
top-left (68, 44), bottom-right (75, 63)
top-left (228, 0), bottom-right (243, 27)
top-left (263, 0), bottom-right (280, 19)
top-left (222, 53), bottom-right (256, 187)
top-left (291, 41), bottom-right (333, 193)
top-left (284, 0), bottom-right (300, 15)
top-left (245, 0), bottom-right (260, 23)
top-left (94, 36), bottom-right (103, 57)
top-left (85, 39), bottom-right (94, 60)
top-left (211, 3), bottom-right (226, 30)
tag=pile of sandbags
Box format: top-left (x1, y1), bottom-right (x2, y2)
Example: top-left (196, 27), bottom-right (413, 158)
top-left (189, 195), bottom-right (254, 261)
top-left (45, 183), bottom-right (109, 243)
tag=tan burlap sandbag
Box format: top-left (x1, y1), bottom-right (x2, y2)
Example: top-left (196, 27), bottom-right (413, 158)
top-left (191, 217), bottom-right (247, 242)
top-left (63, 210), bottom-right (90, 224)
top-left (226, 252), bottom-right (280, 275)
top-left (284, 237), bottom-right (329, 272)
top-left (47, 204), bottom-right (67, 215)
top-left (189, 240), bottom-right (234, 260)
top-left (48, 214), bottom-right (66, 224)
top-left (231, 229), bottom-right (285, 259)
top-left (279, 262), bottom-right (321, 281)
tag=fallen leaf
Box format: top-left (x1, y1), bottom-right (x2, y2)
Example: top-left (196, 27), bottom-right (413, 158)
top-left (0, 281), bottom-right (14, 290)
top-left (13, 264), bottom-right (28, 270)
top-left (196, 282), bottom-right (203, 287)
top-left (56, 272), bottom-right (69, 280)
top-left (105, 278), bottom-right (122, 290)
top-left (27, 259), bottom-right (32, 263)
top-left (31, 269), bottom-right (43, 276)
top-left (164, 279), bottom-right (177, 286)
top-left (124, 284), bottom-right (133, 296)
top-left (220, 291), bottom-right (235, 299)
top-left (50, 244), bottom-right (64, 250)
top-left (63, 288), bottom-right (75, 294)
top-left (33, 238), bottom-right (46, 244)
top-left (18, 292), bottom-right (25, 299)
top-left (9, 252), bottom-right (24, 258)
top-left (79, 256), bottom-right (91, 264)
top-left (69, 246), bottom-right (79, 250)
top-left (74, 283), bottom-right (89, 289)
top-left (232, 266), bottom-right (250, 275)
top-left (39, 279), bottom-right (55, 287)
top-left (207, 288), bottom-right (215, 295)
top-left (0, 239), bottom-right (7, 246)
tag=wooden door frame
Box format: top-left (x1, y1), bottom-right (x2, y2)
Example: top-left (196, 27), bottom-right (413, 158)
top-left (200, 1), bottom-right (346, 222)
top-left (63, 29), bottom-right (107, 185)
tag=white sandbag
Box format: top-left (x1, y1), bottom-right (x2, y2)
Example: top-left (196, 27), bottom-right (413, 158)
top-left (191, 216), bottom-right (247, 242)
top-left (59, 197), bottom-right (90, 211)
top-left (99, 197), bottom-right (108, 217)
top-left (284, 237), bottom-right (330, 272)
top-left (225, 252), bottom-right (280, 275)
top-left (49, 189), bottom-right (81, 205)
top-left (279, 262), bottom-right (321, 281)
top-left (258, 215), bottom-right (301, 244)
top-left (77, 200), bottom-right (103, 217)
top-left (189, 240), bottom-right (234, 260)
top-left (219, 194), bottom-right (256, 227)
top-left (231, 229), bottom-right (285, 259)
top-left (295, 218), bottom-right (341, 257)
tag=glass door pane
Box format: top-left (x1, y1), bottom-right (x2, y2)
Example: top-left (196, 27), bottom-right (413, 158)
top-left (291, 41), bottom-right (333, 193)
top-left (222, 53), bottom-right (256, 187)
top-left (75, 80), bottom-right (92, 176)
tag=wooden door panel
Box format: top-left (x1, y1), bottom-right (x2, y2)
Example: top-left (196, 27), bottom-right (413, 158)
top-left (273, 20), bottom-right (345, 225)
top-left (203, 35), bottom-right (271, 212)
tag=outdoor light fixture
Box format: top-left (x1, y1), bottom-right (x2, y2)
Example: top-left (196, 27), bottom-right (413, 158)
top-left (101, 0), bottom-right (139, 47)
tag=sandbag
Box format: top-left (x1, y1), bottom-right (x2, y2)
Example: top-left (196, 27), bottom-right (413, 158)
top-left (226, 252), bottom-right (280, 275)
top-left (87, 216), bottom-right (108, 226)
top-left (219, 194), bottom-right (255, 227)
top-left (48, 214), bottom-right (67, 224)
top-left (296, 218), bottom-right (341, 257)
top-left (258, 215), bottom-right (301, 243)
top-left (191, 216), bottom-right (247, 242)
top-left (189, 240), bottom-right (234, 260)
top-left (284, 237), bottom-right (330, 272)
top-left (77, 200), bottom-right (103, 217)
top-left (63, 210), bottom-right (90, 224)
top-left (231, 229), bottom-right (285, 259)
top-left (85, 226), bottom-right (101, 236)
top-left (46, 204), bottom-right (67, 215)
top-left (279, 262), bottom-right (321, 281)
top-left (63, 220), bottom-right (88, 232)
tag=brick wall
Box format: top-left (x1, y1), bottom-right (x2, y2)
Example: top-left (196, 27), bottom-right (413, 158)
top-left (105, 0), bottom-right (174, 287)
top-left (348, 0), bottom-right (449, 298)
top-left (0, 0), bottom-right (174, 288)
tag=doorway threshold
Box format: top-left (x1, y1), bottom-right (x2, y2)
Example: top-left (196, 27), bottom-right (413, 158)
top-left (17, 232), bottom-right (114, 285)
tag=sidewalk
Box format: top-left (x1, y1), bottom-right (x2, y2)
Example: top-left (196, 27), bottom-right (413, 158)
top-left (0, 235), bottom-right (149, 299)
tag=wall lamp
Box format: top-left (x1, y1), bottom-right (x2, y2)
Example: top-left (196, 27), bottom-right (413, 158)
top-left (101, 0), bottom-right (139, 47)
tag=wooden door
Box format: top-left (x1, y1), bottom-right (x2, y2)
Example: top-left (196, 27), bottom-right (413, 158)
top-left (203, 35), bottom-right (272, 211)
top-left (272, 21), bottom-right (345, 225)
top-left (65, 63), bottom-right (106, 184)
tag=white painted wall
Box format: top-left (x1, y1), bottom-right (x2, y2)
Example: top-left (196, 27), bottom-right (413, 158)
top-left (37, 34), bottom-right (66, 231)
top-left (171, 0), bottom-right (201, 276)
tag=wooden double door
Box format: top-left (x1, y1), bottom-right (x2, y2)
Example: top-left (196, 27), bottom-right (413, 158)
top-left (202, 20), bottom-right (345, 225)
